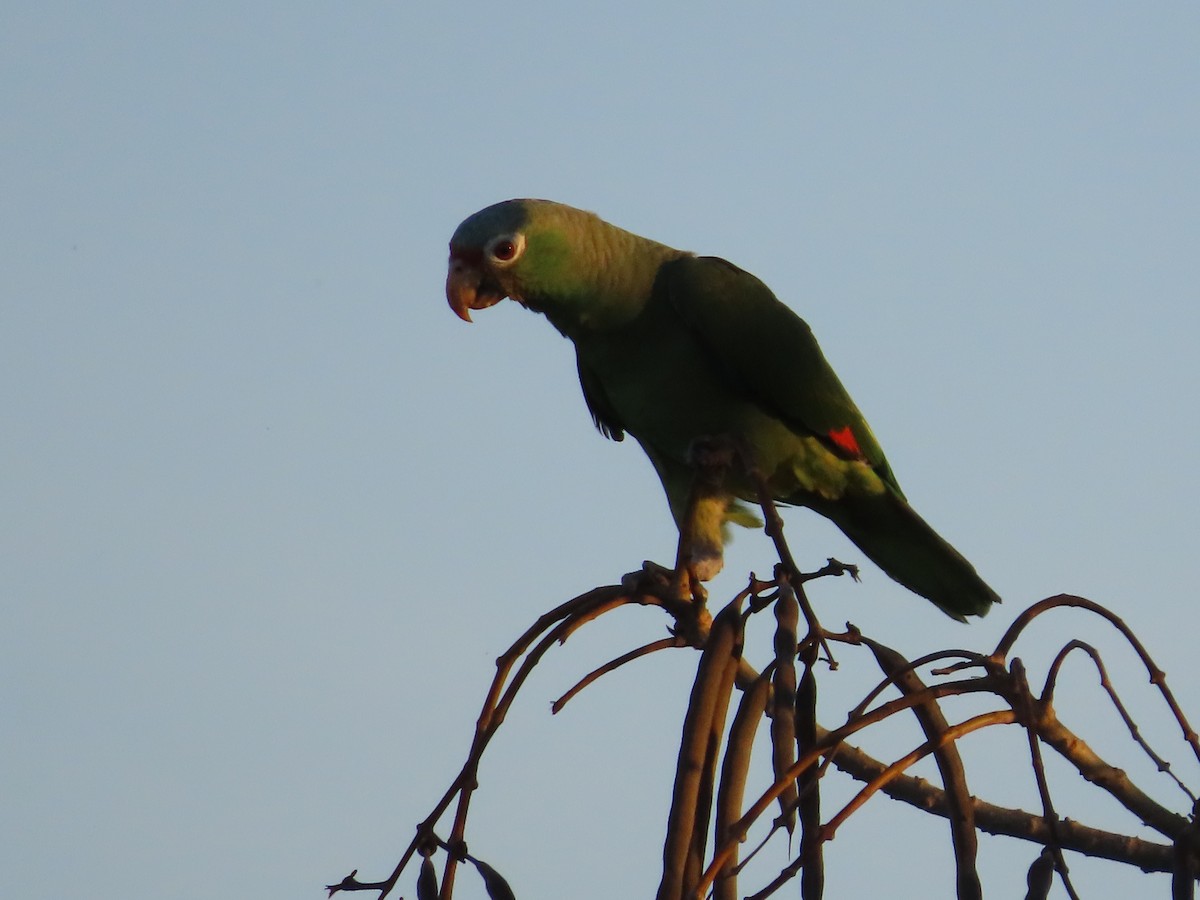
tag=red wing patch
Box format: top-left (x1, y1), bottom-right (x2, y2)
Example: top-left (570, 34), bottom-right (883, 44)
top-left (827, 425), bottom-right (864, 459)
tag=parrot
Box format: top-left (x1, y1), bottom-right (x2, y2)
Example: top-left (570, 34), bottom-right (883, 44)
top-left (445, 199), bottom-right (999, 620)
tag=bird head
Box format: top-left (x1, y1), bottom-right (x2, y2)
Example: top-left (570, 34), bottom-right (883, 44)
top-left (446, 199), bottom-right (681, 335)
top-left (445, 199), bottom-right (541, 322)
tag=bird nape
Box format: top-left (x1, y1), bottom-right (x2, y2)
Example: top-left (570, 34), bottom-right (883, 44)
top-left (446, 198), bottom-right (999, 621)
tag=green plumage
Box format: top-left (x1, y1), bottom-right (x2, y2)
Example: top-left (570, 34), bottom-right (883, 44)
top-left (447, 199), bottom-right (999, 620)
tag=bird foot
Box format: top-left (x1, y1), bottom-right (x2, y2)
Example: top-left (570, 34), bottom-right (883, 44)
top-left (622, 559), bottom-right (705, 603)
top-left (621, 560), bottom-right (711, 642)
top-left (621, 560), bottom-right (674, 597)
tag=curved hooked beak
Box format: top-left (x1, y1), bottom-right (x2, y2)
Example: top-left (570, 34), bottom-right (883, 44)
top-left (446, 257), bottom-right (506, 323)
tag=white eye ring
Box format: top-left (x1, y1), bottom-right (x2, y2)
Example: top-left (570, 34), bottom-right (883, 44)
top-left (486, 233), bottom-right (525, 266)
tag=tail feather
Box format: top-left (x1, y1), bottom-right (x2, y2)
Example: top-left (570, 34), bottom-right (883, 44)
top-left (814, 492), bottom-right (1000, 621)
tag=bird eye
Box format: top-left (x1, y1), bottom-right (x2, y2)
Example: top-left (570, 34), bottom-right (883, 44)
top-left (486, 233), bottom-right (524, 265)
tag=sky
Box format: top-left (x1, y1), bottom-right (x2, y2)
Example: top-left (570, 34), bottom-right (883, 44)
top-left (3, 3), bottom-right (1198, 898)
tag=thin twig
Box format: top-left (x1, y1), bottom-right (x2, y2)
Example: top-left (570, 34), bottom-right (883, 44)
top-left (1011, 659), bottom-right (1081, 900)
top-left (1043, 639), bottom-right (1196, 803)
top-left (993, 594), bottom-right (1200, 768)
top-left (551, 636), bottom-right (687, 713)
top-left (848, 648), bottom-right (997, 722)
top-left (439, 588), bottom-right (633, 898)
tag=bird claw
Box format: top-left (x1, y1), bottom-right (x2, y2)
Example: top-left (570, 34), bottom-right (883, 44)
top-left (620, 560), bottom-right (712, 640)
top-left (621, 560), bottom-right (674, 598)
top-left (620, 559), bottom-right (706, 603)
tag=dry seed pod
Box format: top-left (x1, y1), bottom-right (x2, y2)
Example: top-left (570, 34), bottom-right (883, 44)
top-left (713, 669), bottom-right (771, 900)
top-left (1024, 847), bottom-right (1054, 900)
top-left (716, 669), bottom-right (771, 844)
top-left (771, 582), bottom-right (800, 833)
top-left (795, 655), bottom-right (823, 899)
top-left (685, 613), bottom-right (745, 893)
top-left (471, 857), bottom-right (517, 900)
top-left (416, 854), bottom-right (438, 900)
top-left (657, 601), bottom-right (743, 900)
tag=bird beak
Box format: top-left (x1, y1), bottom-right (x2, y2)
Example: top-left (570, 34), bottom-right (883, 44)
top-left (446, 258), bottom-right (506, 323)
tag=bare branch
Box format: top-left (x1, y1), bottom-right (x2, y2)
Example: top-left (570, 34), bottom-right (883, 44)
top-left (1043, 639), bottom-right (1196, 803)
top-left (1011, 659), bottom-right (1081, 900)
top-left (818, 726), bottom-right (1194, 873)
top-left (551, 635), bottom-right (686, 714)
top-left (1031, 700), bottom-right (1195, 843)
top-left (993, 594), bottom-right (1200, 768)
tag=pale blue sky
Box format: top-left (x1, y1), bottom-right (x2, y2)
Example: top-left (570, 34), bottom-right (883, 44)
top-left (3, 4), bottom-right (1198, 898)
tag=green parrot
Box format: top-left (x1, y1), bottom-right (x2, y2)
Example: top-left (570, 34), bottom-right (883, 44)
top-left (446, 199), bottom-right (999, 620)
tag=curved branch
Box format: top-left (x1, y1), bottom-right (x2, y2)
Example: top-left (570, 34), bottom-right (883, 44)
top-left (818, 727), bottom-right (1193, 873)
top-left (993, 594), bottom-right (1200, 769)
top-left (1043, 640), bottom-right (1196, 803)
top-left (821, 711), bottom-right (1017, 843)
top-left (865, 638), bottom-right (982, 900)
top-left (1032, 701), bottom-right (1196, 844)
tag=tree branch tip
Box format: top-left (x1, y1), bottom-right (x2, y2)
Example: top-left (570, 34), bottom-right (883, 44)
top-left (325, 869), bottom-right (389, 897)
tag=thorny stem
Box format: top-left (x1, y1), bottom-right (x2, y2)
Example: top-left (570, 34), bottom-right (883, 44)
top-left (1011, 659), bottom-right (1082, 900)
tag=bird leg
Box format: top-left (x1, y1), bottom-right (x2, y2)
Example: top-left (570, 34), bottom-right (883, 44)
top-left (613, 436), bottom-right (742, 642)
top-left (677, 434), bottom-right (743, 590)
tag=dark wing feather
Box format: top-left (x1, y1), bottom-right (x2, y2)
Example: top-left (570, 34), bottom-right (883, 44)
top-left (576, 352), bottom-right (625, 441)
top-left (659, 255), bottom-right (902, 495)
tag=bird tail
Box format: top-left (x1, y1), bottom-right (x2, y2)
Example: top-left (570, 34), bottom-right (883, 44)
top-left (815, 492), bottom-right (1000, 621)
